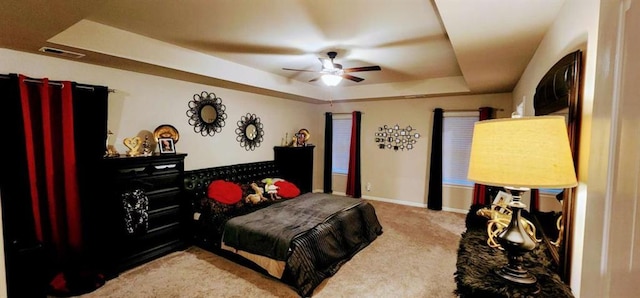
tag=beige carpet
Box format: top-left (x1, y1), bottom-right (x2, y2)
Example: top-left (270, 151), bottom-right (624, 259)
top-left (81, 200), bottom-right (467, 298)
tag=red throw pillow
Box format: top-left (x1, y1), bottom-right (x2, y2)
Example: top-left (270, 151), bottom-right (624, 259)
top-left (275, 180), bottom-right (301, 199)
top-left (207, 180), bottom-right (242, 204)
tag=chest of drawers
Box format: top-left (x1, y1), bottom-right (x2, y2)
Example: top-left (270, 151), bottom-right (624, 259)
top-left (100, 153), bottom-right (188, 274)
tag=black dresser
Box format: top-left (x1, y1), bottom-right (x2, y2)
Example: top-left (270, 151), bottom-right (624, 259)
top-left (273, 146), bottom-right (314, 194)
top-left (99, 153), bottom-right (188, 275)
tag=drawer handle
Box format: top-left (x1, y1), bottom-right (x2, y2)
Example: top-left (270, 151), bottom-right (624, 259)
top-left (119, 167), bottom-right (146, 174)
top-left (155, 164), bottom-right (177, 170)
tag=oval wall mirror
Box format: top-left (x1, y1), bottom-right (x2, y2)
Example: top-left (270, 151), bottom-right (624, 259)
top-left (245, 124), bottom-right (257, 140)
top-left (200, 105), bottom-right (217, 123)
top-left (235, 113), bottom-right (264, 151)
top-left (186, 91), bottom-right (227, 136)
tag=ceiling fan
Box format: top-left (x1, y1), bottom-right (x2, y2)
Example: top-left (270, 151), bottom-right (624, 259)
top-left (282, 51), bottom-right (381, 85)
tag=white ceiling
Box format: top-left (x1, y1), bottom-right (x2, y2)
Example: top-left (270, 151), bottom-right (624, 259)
top-left (0, 0), bottom-right (565, 102)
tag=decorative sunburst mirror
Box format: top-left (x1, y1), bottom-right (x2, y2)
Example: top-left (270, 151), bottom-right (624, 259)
top-left (186, 91), bottom-right (227, 137)
top-left (235, 113), bottom-right (264, 151)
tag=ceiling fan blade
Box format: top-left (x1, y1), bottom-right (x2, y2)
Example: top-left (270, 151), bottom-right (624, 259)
top-left (282, 68), bottom-right (319, 73)
top-left (343, 66), bottom-right (382, 73)
top-left (342, 74), bottom-right (365, 82)
top-left (309, 77), bottom-right (320, 82)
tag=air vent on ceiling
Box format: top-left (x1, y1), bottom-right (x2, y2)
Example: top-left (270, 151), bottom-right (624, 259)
top-left (39, 47), bottom-right (85, 59)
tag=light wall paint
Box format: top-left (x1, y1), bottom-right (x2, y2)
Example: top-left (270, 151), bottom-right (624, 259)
top-left (583, 0), bottom-right (640, 297)
top-left (1, 47), bottom-right (512, 211)
top-left (513, 0), bottom-right (598, 295)
top-left (513, 0), bottom-right (640, 297)
top-left (0, 48), bottom-right (320, 171)
top-left (317, 94), bottom-right (513, 210)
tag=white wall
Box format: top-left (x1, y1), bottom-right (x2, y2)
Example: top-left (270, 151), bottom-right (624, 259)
top-left (0, 48), bottom-right (513, 212)
top-left (582, 0), bottom-right (640, 297)
top-left (317, 94), bottom-right (513, 211)
top-left (0, 49), bottom-right (321, 171)
top-left (514, 0), bottom-right (640, 297)
top-left (512, 0), bottom-right (599, 295)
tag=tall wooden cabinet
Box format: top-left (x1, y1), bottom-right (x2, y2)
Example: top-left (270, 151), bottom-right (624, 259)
top-left (274, 146), bottom-right (314, 194)
top-left (99, 153), bottom-right (188, 275)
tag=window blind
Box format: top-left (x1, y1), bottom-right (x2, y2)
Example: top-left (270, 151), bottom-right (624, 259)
top-left (443, 113), bottom-right (478, 187)
top-left (332, 118), bottom-right (352, 174)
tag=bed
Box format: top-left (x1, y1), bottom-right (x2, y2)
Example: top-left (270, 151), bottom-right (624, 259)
top-left (183, 161), bottom-right (383, 297)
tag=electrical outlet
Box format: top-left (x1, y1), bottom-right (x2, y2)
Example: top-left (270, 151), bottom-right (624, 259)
top-left (366, 182), bottom-right (372, 191)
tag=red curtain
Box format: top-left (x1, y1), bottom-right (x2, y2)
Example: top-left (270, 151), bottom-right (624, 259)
top-left (346, 111), bottom-right (361, 198)
top-left (472, 107), bottom-right (494, 205)
top-left (530, 189), bottom-right (540, 210)
top-left (18, 74), bottom-right (83, 259)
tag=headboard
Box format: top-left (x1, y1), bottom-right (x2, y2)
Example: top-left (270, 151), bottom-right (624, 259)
top-left (183, 160), bottom-right (280, 200)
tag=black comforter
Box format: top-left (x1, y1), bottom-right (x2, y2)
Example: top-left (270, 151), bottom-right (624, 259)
top-left (214, 193), bottom-right (383, 297)
top-left (223, 193), bottom-right (366, 260)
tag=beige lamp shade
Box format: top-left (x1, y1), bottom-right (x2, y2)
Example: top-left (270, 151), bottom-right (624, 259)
top-left (467, 116), bottom-right (578, 189)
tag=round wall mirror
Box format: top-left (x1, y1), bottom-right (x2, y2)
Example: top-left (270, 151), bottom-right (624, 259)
top-left (245, 124), bottom-right (257, 140)
top-left (235, 113), bottom-right (264, 151)
top-left (200, 105), bottom-right (217, 123)
top-left (186, 91), bottom-right (227, 137)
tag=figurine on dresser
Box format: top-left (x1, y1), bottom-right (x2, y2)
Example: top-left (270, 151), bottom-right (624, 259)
top-left (105, 130), bottom-right (119, 157)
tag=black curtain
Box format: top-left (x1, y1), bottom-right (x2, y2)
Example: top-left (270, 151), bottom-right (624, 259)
top-left (427, 108), bottom-right (443, 210)
top-left (71, 82), bottom-right (109, 269)
top-left (346, 111), bottom-right (361, 198)
top-left (0, 73), bottom-right (109, 296)
top-left (0, 75), bottom-right (35, 244)
top-left (0, 74), bottom-right (44, 297)
top-left (323, 112), bottom-right (333, 193)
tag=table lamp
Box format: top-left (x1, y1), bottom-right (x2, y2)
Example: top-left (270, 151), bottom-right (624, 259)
top-left (467, 116), bottom-right (577, 286)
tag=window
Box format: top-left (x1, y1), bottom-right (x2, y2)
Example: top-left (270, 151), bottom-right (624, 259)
top-left (540, 188), bottom-right (563, 195)
top-left (442, 112), bottom-right (478, 187)
top-left (332, 116), bottom-right (352, 174)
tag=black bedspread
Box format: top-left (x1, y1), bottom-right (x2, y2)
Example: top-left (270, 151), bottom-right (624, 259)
top-left (185, 160), bottom-right (384, 298)
top-left (223, 193), bottom-right (365, 260)
top-left (214, 193), bottom-right (382, 297)
top-left (283, 198), bottom-right (382, 297)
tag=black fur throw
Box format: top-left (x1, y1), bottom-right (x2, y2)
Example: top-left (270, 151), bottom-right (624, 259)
top-left (454, 206), bottom-right (574, 298)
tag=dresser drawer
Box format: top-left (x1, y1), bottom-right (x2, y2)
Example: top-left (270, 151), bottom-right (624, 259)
top-left (114, 160), bottom-right (182, 177)
top-left (148, 205), bottom-right (182, 230)
top-left (148, 188), bottom-right (181, 210)
top-left (115, 172), bottom-right (180, 192)
top-left (122, 222), bottom-right (183, 255)
top-left (143, 172), bottom-right (181, 190)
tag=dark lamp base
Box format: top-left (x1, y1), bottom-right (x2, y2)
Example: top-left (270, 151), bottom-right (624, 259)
top-left (496, 187), bottom-right (540, 291)
top-left (495, 266), bottom-right (537, 285)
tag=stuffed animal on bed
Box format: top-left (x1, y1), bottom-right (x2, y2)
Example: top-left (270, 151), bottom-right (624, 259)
top-left (245, 182), bottom-right (267, 204)
top-left (262, 178), bottom-right (283, 200)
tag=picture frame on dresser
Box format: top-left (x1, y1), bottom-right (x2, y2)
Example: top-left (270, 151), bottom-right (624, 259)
top-left (158, 137), bottom-right (176, 154)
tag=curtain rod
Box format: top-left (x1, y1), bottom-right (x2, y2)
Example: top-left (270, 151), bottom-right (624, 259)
top-left (0, 74), bottom-right (115, 93)
top-left (328, 112), bottom-right (365, 115)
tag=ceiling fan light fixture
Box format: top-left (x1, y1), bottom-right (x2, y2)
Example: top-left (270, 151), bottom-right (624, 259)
top-left (321, 74), bottom-right (342, 86)
top-left (323, 59), bottom-right (335, 70)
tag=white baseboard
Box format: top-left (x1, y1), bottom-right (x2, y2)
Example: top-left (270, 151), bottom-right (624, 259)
top-left (312, 189), bottom-right (469, 214)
